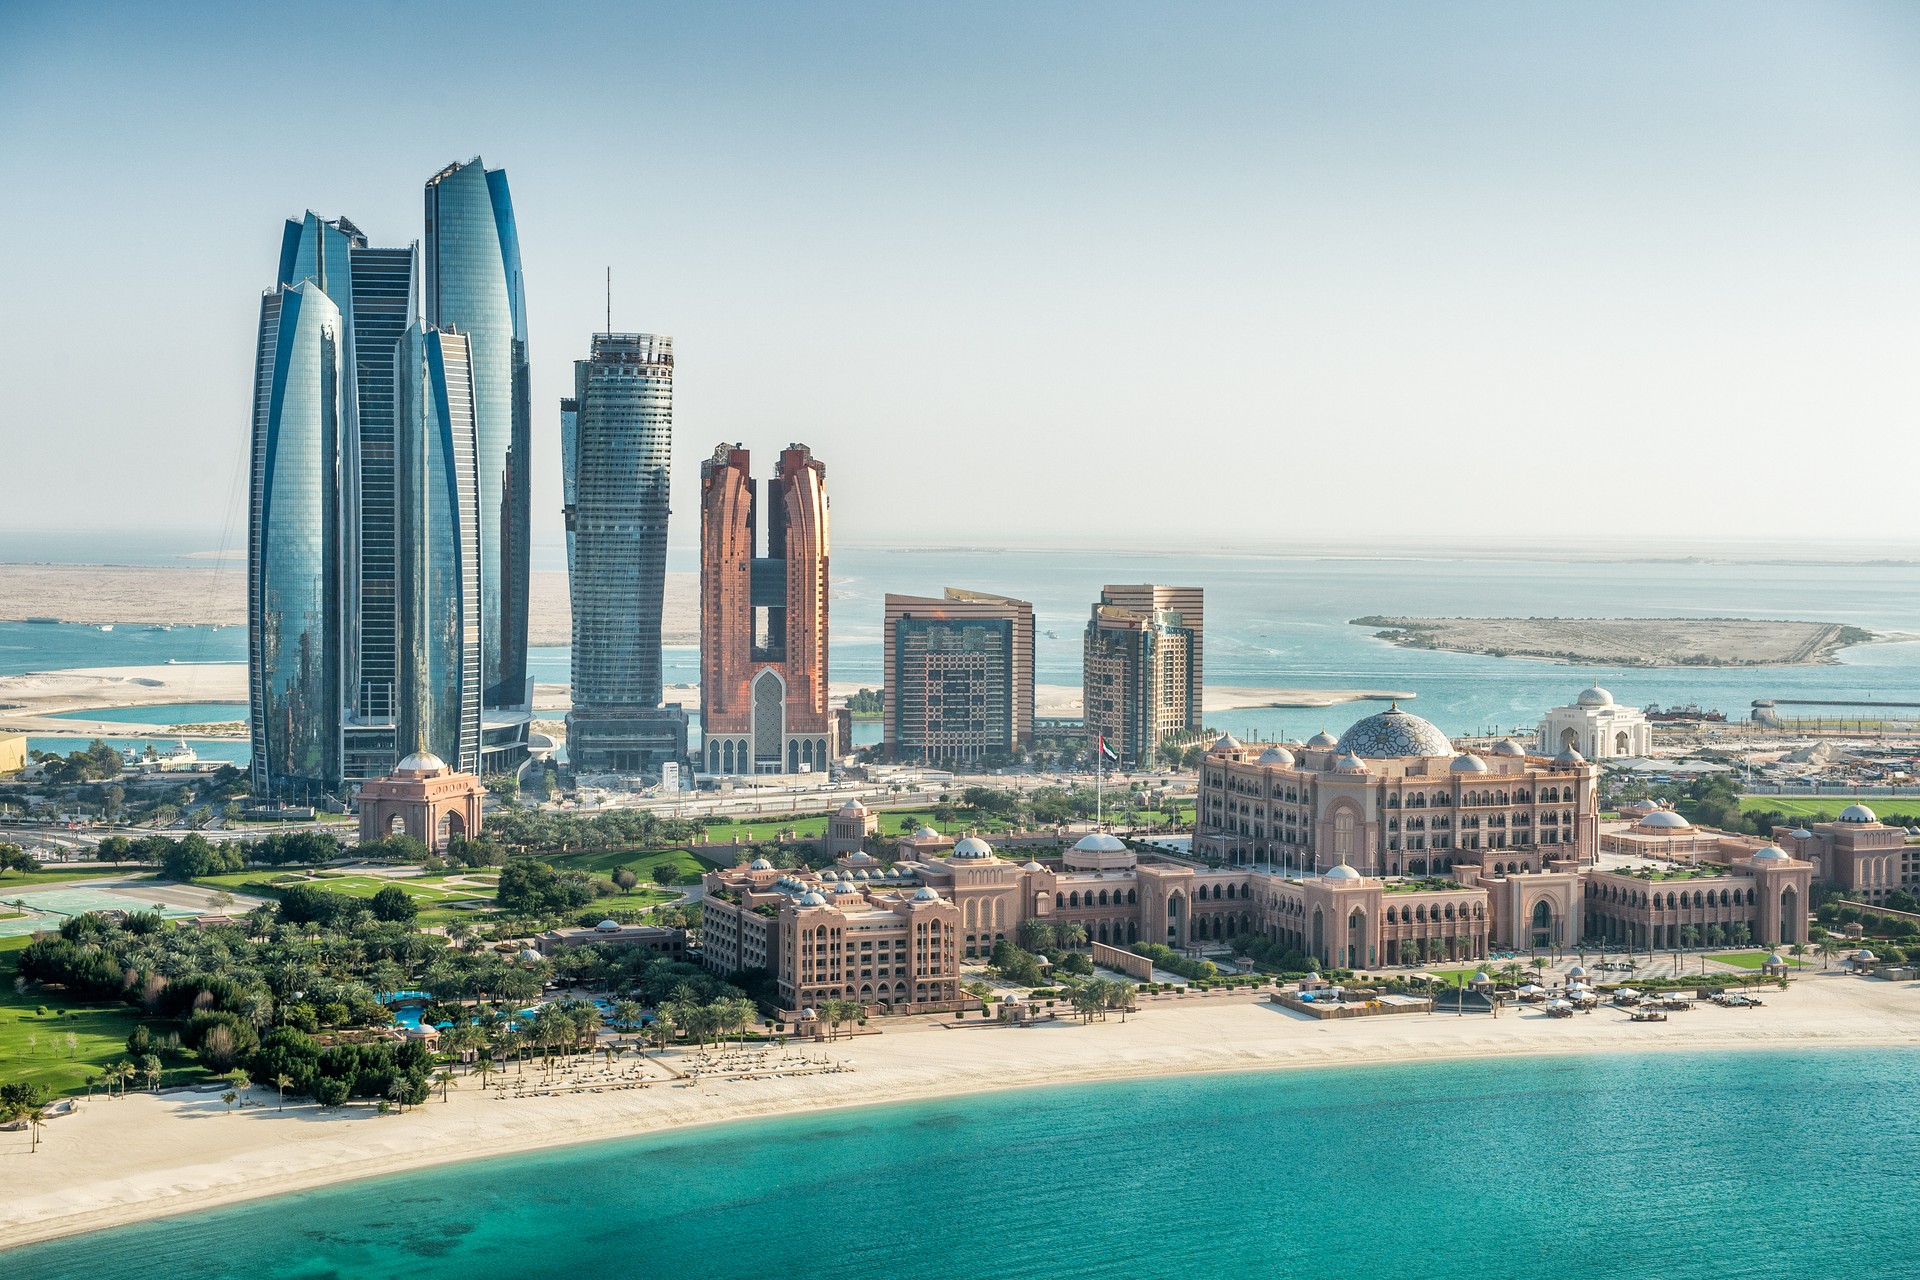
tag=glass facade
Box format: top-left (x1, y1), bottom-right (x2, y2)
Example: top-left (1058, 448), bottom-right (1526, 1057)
top-left (564, 333), bottom-right (686, 773)
top-left (248, 281), bottom-right (343, 798)
top-left (396, 324), bottom-right (483, 773)
top-left (423, 157), bottom-right (530, 721)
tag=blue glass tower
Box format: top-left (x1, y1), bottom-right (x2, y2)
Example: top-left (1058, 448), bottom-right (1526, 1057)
top-left (395, 323), bottom-right (483, 772)
top-left (423, 158), bottom-right (531, 730)
top-left (248, 279), bottom-right (344, 798)
top-left (275, 213), bottom-right (418, 782)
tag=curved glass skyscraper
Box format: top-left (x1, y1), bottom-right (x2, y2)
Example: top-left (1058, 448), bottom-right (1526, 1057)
top-left (396, 323), bottom-right (483, 772)
top-left (248, 280), bottom-right (343, 798)
top-left (424, 157), bottom-right (531, 720)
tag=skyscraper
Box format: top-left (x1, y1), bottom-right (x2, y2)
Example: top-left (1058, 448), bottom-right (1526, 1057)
top-left (882, 589), bottom-right (1034, 765)
top-left (563, 333), bottom-right (687, 773)
top-left (394, 323), bottom-right (483, 772)
top-left (699, 443), bottom-right (832, 775)
top-left (423, 158), bottom-right (531, 727)
top-left (1082, 584), bottom-right (1203, 767)
top-left (273, 212), bottom-right (418, 782)
top-left (250, 158), bottom-right (530, 798)
top-left (248, 279), bottom-right (344, 799)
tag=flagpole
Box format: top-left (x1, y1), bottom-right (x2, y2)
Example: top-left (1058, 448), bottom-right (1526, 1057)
top-left (1096, 734), bottom-right (1104, 829)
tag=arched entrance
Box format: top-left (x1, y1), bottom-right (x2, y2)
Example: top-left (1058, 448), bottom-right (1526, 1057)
top-left (1347, 907), bottom-right (1368, 968)
top-left (1530, 899), bottom-right (1553, 949)
top-left (1559, 727), bottom-right (1580, 752)
top-left (1311, 907), bottom-right (1324, 965)
top-left (1779, 886), bottom-right (1799, 944)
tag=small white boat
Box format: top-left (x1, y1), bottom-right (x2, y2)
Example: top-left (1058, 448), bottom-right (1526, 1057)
top-left (96, 624), bottom-right (114, 632)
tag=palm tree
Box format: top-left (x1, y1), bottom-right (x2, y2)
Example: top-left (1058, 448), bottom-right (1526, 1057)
top-left (142, 1054), bottom-right (161, 1092)
top-left (25, 1105), bottom-right (47, 1154)
top-left (273, 1073), bottom-right (293, 1110)
top-left (435, 1068), bottom-right (457, 1102)
top-left (475, 1057), bottom-right (496, 1091)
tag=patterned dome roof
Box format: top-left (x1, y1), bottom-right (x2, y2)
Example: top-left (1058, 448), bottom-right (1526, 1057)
top-left (1334, 705), bottom-right (1452, 758)
top-left (951, 836), bottom-right (996, 859)
top-left (1577, 685), bottom-right (1615, 708)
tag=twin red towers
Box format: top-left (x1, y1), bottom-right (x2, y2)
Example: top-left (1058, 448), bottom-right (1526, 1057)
top-left (698, 443), bottom-right (832, 776)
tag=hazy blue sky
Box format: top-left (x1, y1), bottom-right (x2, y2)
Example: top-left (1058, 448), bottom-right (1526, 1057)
top-left (3, 2), bottom-right (1917, 557)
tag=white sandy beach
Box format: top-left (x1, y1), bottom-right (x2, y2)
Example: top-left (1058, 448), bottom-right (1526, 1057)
top-left (3, 973), bottom-right (1915, 1249)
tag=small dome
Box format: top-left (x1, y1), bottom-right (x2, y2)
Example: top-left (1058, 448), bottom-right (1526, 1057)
top-left (595, 919), bottom-right (620, 931)
top-left (832, 881), bottom-right (861, 895)
top-left (749, 857), bottom-right (774, 870)
top-left (1555, 745), bottom-right (1586, 765)
top-left (912, 886), bottom-right (940, 902)
top-left (1073, 833), bottom-right (1127, 853)
top-left (1306, 730), bottom-right (1339, 748)
top-left (1490, 738), bottom-right (1526, 757)
top-left (839, 799), bottom-right (868, 814)
top-left (1258, 746), bottom-right (1297, 766)
top-left (797, 891), bottom-right (827, 906)
top-left (1469, 971), bottom-right (1492, 986)
top-left (1765, 952), bottom-right (1786, 966)
top-left (1332, 751), bottom-right (1370, 774)
top-left (1021, 860), bottom-right (1046, 872)
top-left (517, 948), bottom-right (543, 963)
top-left (1635, 810), bottom-right (1691, 830)
top-left (1335, 705), bottom-right (1452, 759)
top-left (1566, 965), bottom-right (1587, 977)
top-left (1323, 863), bottom-right (1363, 881)
top-left (1750, 845), bottom-right (1790, 862)
top-left (1791, 827), bottom-right (1814, 839)
top-left (800, 1007), bottom-right (817, 1019)
top-left (951, 836), bottom-right (996, 859)
top-left (1577, 685), bottom-right (1615, 708)
top-left (843, 850), bottom-right (877, 864)
top-left (1210, 733), bottom-right (1243, 754)
top-left (1839, 804), bottom-right (1878, 824)
top-left (911, 826), bottom-right (941, 840)
top-left (1451, 753), bottom-right (1488, 773)
top-left (395, 750), bottom-right (449, 775)
top-left (855, 869), bottom-right (871, 880)
top-left (1856, 949), bottom-right (1877, 962)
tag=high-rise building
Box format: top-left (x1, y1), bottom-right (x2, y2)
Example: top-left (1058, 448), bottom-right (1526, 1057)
top-left (394, 323), bottom-right (483, 772)
top-left (699, 444), bottom-right (832, 775)
top-left (883, 589), bottom-right (1034, 765)
top-left (563, 333), bottom-right (687, 773)
top-left (248, 279), bottom-right (344, 799)
top-left (1083, 584), bottom-right (1203, 768)
top-left (423, 157), bottom-right (531, 736)
top-left (250, 157), bottom-right (530, 798)
top-left (273, 213), bottom-right (419, 782)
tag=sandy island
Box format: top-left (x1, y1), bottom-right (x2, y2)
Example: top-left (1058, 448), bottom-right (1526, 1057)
top-left (1355, 616), bottom-right (1879, 668)
top-left (1, 665), bottom-right (1415, 737)
top-left (2, 973), bottom-right (1915, 1249)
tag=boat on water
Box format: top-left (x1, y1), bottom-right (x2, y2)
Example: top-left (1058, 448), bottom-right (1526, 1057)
top-left (144, 624), bottom-right (173, 632)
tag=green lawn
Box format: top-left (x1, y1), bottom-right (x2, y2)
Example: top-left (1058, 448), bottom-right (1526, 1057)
top-left (1739, 797), bottom-right (1920, 821)
top-left (0, 865), bottom-right (153, 890)
top-left (541, 846), bottom-right (715, 881)
top-left (0, 936), bottom-right (207, 1097)
top-left (1709, 951), bottom-right (1807, 970)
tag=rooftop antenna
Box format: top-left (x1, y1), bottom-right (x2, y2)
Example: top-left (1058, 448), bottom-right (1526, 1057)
top-left (605, 266), bottom-right (611, 337)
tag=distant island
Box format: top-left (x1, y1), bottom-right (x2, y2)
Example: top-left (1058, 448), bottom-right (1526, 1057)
top-left (1352, 615), bottom-right (1877, 667)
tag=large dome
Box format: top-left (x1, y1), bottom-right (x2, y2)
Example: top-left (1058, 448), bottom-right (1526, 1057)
top-left (1839, 804), bottom-right (1878, 824)
top-left (1073, 833), bottom-right (1127, 853)
top-left (950, 836), bottom-right (997, 860)
top-left (1635, 810), bottom-right (1691, 831)
top-left (1576, 685), bottom-right (1615, 708)
top-left (1334, 705), bottom-right (1452, 758)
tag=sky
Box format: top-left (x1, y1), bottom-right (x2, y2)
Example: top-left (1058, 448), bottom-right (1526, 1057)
top-left (2, 1), bottom-right (1918, 560)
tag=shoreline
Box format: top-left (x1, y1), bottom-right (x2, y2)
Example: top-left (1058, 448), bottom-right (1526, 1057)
top-left (1354, 616), bottom-right (1889, 669)
top-left (4, 974), bottom-right (1916, 1251)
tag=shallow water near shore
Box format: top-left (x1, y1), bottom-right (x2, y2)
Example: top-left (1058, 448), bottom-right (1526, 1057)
top-left (7, 1048), bottom-right (1917, 1280)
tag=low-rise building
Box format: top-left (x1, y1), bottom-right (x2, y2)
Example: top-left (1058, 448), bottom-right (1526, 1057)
top-left (535, 921), bottom-right (688, 958)
top-left (1537, 685), bottom-right (1652, 760)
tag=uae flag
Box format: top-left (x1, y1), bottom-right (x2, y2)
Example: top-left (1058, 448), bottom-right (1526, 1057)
top-left (1098, 735), bottom-right (1119, 763)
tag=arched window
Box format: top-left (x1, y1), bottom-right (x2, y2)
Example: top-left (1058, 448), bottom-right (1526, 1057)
top-left (1098, 890), bottom-right (1109, 906)
top-left (1128, 889), bottom-right (1137, 904)
top-left (1055, 893), bottom-right (1065, 909)
top-left (1069, 891), bottom-right (1080, 908)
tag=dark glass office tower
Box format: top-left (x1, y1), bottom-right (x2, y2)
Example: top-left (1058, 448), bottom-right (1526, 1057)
top-left (395, 323), bottom-right (483, 773)
top-left (423, 158), bottom-right (531, 735)
top-left (273, 213), bottom-right (417, 782)
top-left (247, 280), bottom-right (344, 799)
top-left (563, 334), bottom-right (687, 774)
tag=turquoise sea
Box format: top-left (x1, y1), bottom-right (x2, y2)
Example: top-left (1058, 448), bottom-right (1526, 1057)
top-left (13, 546), bottom-right (1920, 760)
top-left (6, 1049), bottom-right (1917, 1279)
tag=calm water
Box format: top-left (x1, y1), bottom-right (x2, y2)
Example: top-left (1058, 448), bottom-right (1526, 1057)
top-left (16, 549), bottom-right (1920, 752)
top-left (44, 702), bottom-right (248, 725)
top-left (5, 1050), bottom-right (1915, 1280)
top-left (25, 736), bottom-right (252, 765)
